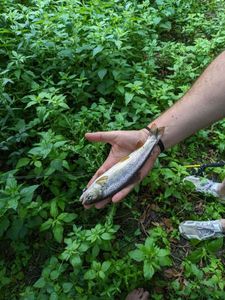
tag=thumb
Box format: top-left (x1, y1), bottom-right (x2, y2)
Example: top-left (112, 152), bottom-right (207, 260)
top-left (85, 131), bottom-right (117, 144)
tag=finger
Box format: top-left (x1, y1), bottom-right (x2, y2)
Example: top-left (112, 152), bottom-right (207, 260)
top-left (138, 288), bottom-right (144, 296)
top-left (83, 198), bottom-right (111, 210)
top-left (95, 198), bottom-right (111, 209)
top-left (112, 183), bottom-right (135, 203)
top-left (142, 291), bottom-right (150, 300)
top-left (85, 131), bottom-right (117, 144)
top-left (83, 203), bottom-right (92, 209)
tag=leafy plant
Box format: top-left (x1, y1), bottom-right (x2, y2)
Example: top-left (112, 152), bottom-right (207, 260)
top-left (129, 228), bottom-right (172, 279)
top-left (1, 0), bottom-right (225, 299)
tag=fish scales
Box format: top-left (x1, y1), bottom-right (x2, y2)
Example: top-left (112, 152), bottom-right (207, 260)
top-left (101, 135), bottom-right (159, 199)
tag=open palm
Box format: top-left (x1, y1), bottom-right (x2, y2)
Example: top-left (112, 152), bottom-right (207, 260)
top-left (84, 129), bottom-right (160, 209)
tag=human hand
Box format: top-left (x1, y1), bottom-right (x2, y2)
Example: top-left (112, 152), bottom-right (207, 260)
top-left (84, 129), bottom-right (160, 209)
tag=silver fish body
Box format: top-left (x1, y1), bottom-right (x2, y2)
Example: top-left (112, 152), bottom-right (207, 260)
top-left (80, 125), bottom-right (163, 205)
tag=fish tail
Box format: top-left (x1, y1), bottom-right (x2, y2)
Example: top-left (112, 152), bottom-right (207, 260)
top-left (157, 126), bottom-right (165, 138)
top-left (149, 123), bottom-right (165, 138)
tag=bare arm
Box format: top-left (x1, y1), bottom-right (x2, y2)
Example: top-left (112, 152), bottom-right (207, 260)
top-left (148, 51), bottom-right (225, 149)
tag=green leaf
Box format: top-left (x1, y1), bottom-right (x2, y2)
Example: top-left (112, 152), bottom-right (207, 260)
top-left (156, 0), bottom-right (164, 5)
top-left (114, 40), bottom-right (122, 49)
top-left (160, 21), bottom-right (172, 31)
top-left (70, 255), bottom-right (82, 268)
top-left (34, 277), bottom-right (45, 288)
top-left (7, 196), bottom-right (19, 210)
top-left (53, 223), bottom-right (64, 243)
top-left (50, 201), bottom-right (58, 218)
top-left (158, 255), bottom-right (172, 267)
top-left (59, 49), bottom-right (73, 58)
top-left (62, 282), bottom-right (73, 293)
top-left (58, 212), bottom-right (77, 223)
top-left (50, 270), bottom-right (59, 280)
top-left (59, 102), bottom-right (69, 109)
top-left (79, 243), bottom-right (89, 252)
top-left (129, 249), bottom-right (144, 262)
top-left (15, 69), bottom-right (21, 79)
top-left (157, 249), bottom-right (170, 257)
top-left (62, 160), bottom-right (70, 170)
top-left (50, 292), bottom-right (58, 300)
top-left (40, 219), bottom-right (53, 231)
top-left (206, 238), bottom-right (223, 253)
top-left (143, 261), bottom-right (155, 279)
top-left (99, 270), bottom-right (105, 280)
top-left (84, 269), bottom-right (96, 280)
top-left (145, 237), bottom-right (155, 249)
top-left (16, 158), bottom-right (30, 169)
top-left (97, 79), bottom-right (114, 95)
top-left (20, 185), bottom-right (39, 203)
top-left (92, 244), bottom-right (100, 257)
top-left (102, 261), bottom-right (111, 272)
top-left (97, 68), bottom-right (107, 80)
top-left (50, 159), bottom-right (63, 171)
top-left (101, 232), bottom-right (112, 240)
top-left (187, 248), bottom-right (204, 263)
top-left (34, 161), bottom-right (42, 168)
top-left (125, 92), bottom-right (134, 105)
top-left (0, 217), bottom-right (10, 237)
top-left (93, 45), bottom-right (104, 57)
top-left (54, 141), bottom-right (67, 148)
top-left (117, 85), bottom-right (125, 94)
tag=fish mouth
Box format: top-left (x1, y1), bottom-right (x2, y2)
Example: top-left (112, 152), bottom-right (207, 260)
top-left (80, 194), bottom-right (97, 205)
top-left (79, 193), bottom-right (85, 204)
top-left (80, 191), bottom-right (92, 205)
top-left (80, 187), bottom-right (88, 204)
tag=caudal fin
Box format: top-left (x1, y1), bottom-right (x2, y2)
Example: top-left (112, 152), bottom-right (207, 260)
top-left (149, 123), bottom-right (165, 138)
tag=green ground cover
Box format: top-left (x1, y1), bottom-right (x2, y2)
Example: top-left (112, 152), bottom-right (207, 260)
top-left (1, 0), bottom-right (225, 299)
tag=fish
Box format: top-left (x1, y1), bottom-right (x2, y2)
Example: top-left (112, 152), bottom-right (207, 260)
top-left (80, 124), bottom-right (164, 205)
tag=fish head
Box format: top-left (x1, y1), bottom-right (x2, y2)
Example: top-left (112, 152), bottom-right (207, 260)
top-left (80, 184), bottom-right (102, 205)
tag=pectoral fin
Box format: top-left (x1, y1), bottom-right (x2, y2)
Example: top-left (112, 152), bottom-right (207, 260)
top-left (119, 155), bottom-right (130, 162)
top-left (96, 175), bottom-right (108, 185)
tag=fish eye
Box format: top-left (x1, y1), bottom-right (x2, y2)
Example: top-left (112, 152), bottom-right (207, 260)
top-left (87, 195), bottom-right (92, 201)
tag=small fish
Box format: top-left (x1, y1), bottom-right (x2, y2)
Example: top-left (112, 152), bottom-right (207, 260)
top-left (80, 124), bottom-right (164, 205)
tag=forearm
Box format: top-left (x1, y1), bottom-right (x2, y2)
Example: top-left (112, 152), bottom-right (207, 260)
top-left (148, 51), bottom-right (225, 149)
top-left (218, 178), bottom-right (225, 197)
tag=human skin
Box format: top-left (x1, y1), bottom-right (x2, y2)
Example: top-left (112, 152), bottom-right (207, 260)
top-left (218, 178), bottom-right (225, 197)
top-left (85, 51), bottom-right (225, 209)
top-left (221, 219), bottom-right (225, 230)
